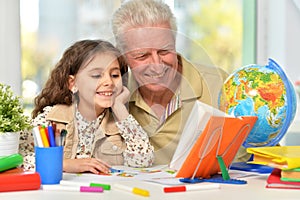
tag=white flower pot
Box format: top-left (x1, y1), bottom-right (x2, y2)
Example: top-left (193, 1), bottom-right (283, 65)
top-left (0, 132), bottom-right (20, 157)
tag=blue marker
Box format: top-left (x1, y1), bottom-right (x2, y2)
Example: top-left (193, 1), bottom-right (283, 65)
top-left (110, 168), bottom-right (123, 173)
top-left (47, 125), bottom-right (56, 147)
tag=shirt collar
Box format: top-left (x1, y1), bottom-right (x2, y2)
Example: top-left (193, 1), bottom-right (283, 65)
top-left (75, 107), bottom-right (106, 133)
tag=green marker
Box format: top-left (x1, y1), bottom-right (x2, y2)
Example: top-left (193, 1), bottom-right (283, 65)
top-left (90, 183), bottom-right (111, 190)
top-left (0, 154), bottom-right (23, 172)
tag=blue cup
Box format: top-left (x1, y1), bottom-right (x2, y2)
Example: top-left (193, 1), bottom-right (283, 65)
top-left (35, 146), bottom-right (63, 184)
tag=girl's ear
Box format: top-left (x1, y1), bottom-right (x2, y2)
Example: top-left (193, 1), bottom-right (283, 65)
top-left (68, 75), bottom-right (77, 93)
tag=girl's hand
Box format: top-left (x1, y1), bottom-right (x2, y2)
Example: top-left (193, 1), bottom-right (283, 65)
top-left (63, 158), bottom-right (111, 174)
top-left (112, 86), bottom-right (130, 121)
top-left (114, 86), bottom-right (130, 105)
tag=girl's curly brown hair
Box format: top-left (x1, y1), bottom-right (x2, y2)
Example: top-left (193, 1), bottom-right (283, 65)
top-left (32, 39), bottom-right (127, 118)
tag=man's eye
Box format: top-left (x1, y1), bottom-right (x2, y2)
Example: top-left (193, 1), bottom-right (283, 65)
top-left (134, 54), bottom-right (147, 59)
top-left (159, 50), bottom-right (171, 55)
top-left (130, 52), bottom-right (149, 60)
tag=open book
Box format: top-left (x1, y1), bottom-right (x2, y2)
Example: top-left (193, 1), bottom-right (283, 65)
top-left (169, 101), bottom-right (257, 179)
top-left (170, 101), bottom-right (228, 170)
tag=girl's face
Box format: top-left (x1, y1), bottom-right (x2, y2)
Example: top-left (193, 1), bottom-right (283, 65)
top-left (71, 52), bottom-right (123, 119)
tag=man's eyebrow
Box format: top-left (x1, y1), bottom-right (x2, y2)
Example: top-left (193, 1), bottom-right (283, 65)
top-left (160, 43), bottom-right (175, 50)
top-left (130, 50), bottom-right (148, 56)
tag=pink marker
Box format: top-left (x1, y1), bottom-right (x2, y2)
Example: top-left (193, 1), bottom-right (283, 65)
top-left (80, 186), bottom-right (103, 193)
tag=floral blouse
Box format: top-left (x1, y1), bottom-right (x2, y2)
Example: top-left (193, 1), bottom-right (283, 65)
top-left (19, 106), bottom-right (154, 170)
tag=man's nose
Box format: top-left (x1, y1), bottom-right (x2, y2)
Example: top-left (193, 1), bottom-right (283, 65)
top-left (150, 51), bottom-right (163, 64)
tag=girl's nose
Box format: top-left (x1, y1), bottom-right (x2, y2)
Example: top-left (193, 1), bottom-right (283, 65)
top-left (101, 74), bottom-right (113, 86)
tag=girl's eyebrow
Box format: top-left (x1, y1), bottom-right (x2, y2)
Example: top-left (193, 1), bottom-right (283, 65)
top-left (110, 66), bottom-right (121, 71)
top-left (88, 66), bottom-right (120, 73)
top-left (88, 67), bottom-right (103, 72)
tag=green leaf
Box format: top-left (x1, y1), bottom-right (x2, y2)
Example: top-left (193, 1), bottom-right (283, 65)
top-left (0, 83), bottom-right (32, 133)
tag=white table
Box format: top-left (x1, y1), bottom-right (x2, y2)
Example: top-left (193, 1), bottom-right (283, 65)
top-left (1, 174), bottom-right (300, 200)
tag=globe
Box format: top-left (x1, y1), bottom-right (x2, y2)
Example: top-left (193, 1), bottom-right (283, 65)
top-left (218, 58), bottom-right (297, 148)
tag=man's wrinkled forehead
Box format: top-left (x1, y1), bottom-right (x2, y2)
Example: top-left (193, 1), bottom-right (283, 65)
top-left (119, 27), bottom-right (176, 52)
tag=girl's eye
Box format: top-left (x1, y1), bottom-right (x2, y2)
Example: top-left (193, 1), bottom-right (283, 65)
top-left (112, 74), bottom-right (120, 78)
top-left (91, 74), bottom-right (101, 78)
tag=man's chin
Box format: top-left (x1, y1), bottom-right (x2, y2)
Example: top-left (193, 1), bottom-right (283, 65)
top-left (142, 84), bottom-right (171, 93)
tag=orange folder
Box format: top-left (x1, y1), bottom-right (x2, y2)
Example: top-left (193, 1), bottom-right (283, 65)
top-left (176, 116), bottom-right (257, 179)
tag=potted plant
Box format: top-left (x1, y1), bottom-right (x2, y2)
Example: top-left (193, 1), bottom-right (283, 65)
top-left (0, 82), bottom-right (32, 156)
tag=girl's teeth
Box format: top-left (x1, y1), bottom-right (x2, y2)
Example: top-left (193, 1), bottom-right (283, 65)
top-left (100, 92), bottom-right (112, 96)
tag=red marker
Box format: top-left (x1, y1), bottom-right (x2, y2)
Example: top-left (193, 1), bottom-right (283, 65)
top-left (164, 183), bottom-right (220, 193)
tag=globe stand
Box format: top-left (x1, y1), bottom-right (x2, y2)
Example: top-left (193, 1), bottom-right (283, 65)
top-left (229, 155), bottom-right (274, 174)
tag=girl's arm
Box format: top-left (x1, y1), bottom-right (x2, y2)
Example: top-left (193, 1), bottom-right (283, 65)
top-left (116, 115), bottom-right (154, 167)
top-left (111, 87), bottom-right (154, 167)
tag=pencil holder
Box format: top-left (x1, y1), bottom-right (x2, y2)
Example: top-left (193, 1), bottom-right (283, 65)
top-left (35, 146), bottom-right (63, 184)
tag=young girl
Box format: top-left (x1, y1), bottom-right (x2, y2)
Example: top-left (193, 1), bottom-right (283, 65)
top-left (19, 39), bottom-right (154, 174)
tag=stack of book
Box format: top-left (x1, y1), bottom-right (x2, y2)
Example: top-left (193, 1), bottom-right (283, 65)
top-left (246, 146), bottom-right (300, 189)
top-left (265, 168), bottom-right (300, 189)
top-left (0, 153), bottom-right (41, 192)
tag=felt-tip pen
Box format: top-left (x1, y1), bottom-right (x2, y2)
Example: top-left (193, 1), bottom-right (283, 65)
top-left (113, 183), bottom-right (149, 197)
top-left (41, 185), bottom-right (103, 193)
top-left (163, 183), bottom-right (220, 193)
top-left (60, 180), bottom-right (111, 190)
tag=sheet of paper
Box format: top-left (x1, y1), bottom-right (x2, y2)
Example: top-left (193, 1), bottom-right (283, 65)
top-left (62, 165), bottom-right (176, 185)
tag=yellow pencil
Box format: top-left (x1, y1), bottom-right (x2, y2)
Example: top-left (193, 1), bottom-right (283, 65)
top-left (39, 126), bottom-right (50, 147)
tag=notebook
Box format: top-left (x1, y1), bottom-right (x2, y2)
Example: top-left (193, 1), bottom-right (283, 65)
top-left (172, 106), bottom-right (257, 179)
top-left (266, 168), bottom-right (300, 189)
top-left (281, 167), bottom-right (300, 182)
top-left (247, 146), bottom-right (300, 170)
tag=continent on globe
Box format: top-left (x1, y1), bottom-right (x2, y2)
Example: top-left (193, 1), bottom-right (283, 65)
top-left (219, 58), bottom-right (297, 147)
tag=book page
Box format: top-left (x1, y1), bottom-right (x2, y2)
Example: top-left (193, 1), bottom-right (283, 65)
top-left (169, 101), bottom-right (229, 170)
